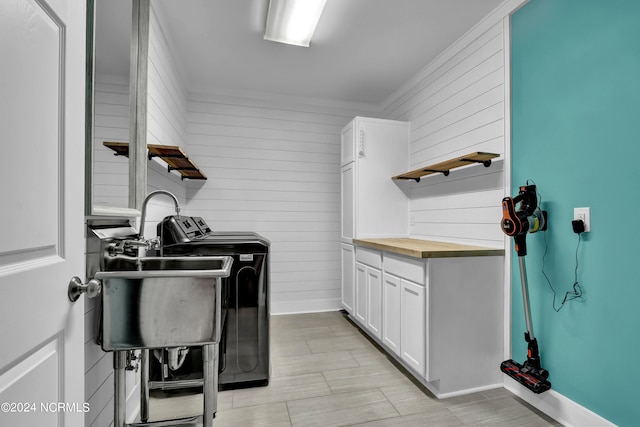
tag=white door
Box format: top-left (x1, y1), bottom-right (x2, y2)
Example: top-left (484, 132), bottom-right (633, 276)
top-left (0, 0), bottom-right (86, 426)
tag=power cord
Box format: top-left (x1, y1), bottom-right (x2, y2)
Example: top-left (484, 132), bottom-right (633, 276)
top-left (541, 229), bottom-right (583, 312)
top-left (526, 179), bottom-right (584, 311)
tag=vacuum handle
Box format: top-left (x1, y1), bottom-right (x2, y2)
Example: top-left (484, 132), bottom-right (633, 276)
top-left (514, 233), bottom-right (527, 257)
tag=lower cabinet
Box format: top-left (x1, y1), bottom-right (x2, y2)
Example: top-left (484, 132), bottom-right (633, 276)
top-left (382, 273), bottom-right (401, 356)
top-left (348, 245), bottom-right (504, 398)
top-left (425, 256), bottom-right (504, 395)
top-left (382, 272), bottom-right (425, 375)
top-left (366, 267), bottom-right (382, 339)
top-left (341, 243), bottom-right (355, 313)
top-left (356, 261), bottom-right (382, 340)
top-left (400, 278), bottom-right (425, 376)
top-left (355, 262), bottom-right (367, 324)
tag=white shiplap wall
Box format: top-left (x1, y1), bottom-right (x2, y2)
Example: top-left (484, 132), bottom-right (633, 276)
top-left (87, 74), bottom-right (139, 427)
top-left (142, 3), bottom-right (189, 238)
top-left (84, 295), bottom-right (113, 427)
top-left (147, 4), bottom-right (187, 150)
top-left (145, 1), bottom-right (365, 313)
top-left (92, 74), bottom-right (130, 209)
top-left (382, 16), bottom-right (510, 248)
top-left (84, 5), bottom-right (191, 423)
top-left (185, 93), bottom-right (357, 313)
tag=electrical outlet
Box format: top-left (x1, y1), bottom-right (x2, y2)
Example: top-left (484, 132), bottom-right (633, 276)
top-left (410, 214), bottom-right (415, 226)
top-left (574, 207), bottom-right (591, 232)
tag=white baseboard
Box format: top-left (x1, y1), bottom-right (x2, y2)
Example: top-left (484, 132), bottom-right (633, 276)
top-left (503, 376), bottom-right (616, 427)
top-left (271, 299), bottom-right (341, 315)
top-left (426, 382), bottom-right (504, 400)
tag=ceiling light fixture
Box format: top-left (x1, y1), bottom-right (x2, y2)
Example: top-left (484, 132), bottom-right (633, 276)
top-left (264, 0), bottom-right (327, 47)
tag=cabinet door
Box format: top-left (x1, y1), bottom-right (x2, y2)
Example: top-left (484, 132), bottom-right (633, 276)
top-left (355, 262), bottom-right (367, 324)
top-left (401, 279), bottom-right (425, 376)
top-left (354, 118), bottom-right (409, 238)
top-left (341, 163), bottom-right (355, 241)
top-left (341, 120), bottom-right (355, 166)
top-left (341, 244), bottom-right (355, 313)
top-left (366, 267), bottom-right (382, 339)
top-left (382, 273), bottom-right (401, 356)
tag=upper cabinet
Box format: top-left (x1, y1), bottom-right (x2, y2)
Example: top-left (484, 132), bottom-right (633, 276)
top-left (341, 120), bottom-right (355, 166)
top-left (340, 117), bottom-right (409, 242)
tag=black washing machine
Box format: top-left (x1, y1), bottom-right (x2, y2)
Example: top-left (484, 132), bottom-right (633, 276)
top-left (150, 215), bottom-right (270, 391)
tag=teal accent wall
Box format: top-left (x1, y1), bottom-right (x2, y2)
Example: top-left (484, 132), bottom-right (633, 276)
top-left (511, 1), bottom-right (640, 425)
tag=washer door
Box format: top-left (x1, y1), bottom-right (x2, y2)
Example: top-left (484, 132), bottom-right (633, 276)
top-left (235, 262), bottom-right (260, 372)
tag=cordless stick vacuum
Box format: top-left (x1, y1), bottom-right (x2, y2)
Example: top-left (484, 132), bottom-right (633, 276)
top-left (500, 184), bottom-right (551, 394)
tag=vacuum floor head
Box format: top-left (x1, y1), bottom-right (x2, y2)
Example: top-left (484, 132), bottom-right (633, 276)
top-left (501, 359), bottom-right (551, 394)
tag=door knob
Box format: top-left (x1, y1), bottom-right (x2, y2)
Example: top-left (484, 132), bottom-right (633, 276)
top-left (68, 276), bottom-right (102, 302)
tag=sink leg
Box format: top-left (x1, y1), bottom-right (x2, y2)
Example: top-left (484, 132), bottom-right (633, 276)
top-left (140, 349), bottom-right (150, 422)
top-left (114, 351), bottom-right (127, 427)
top-left (202, 343), bottom-right (218, 427)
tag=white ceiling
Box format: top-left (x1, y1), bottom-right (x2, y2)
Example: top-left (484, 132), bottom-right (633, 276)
top-left (95, 0), bottom-right (504, 109)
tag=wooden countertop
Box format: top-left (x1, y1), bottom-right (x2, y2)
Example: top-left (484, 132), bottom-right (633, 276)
top-left (353, 238), bottom-right (504, 259)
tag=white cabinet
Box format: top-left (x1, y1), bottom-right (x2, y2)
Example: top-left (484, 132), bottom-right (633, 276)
top-left (355, 247), bottom-right (383, 339)
top-left (353, 244), bottom-right (504, 398)
top-left (355, 262), bottom-right (382, 339)
top-left (401, 278), bottom-right (425, 376)
top-left (340, 117), bottom-right (409, 242)
top-left (383, 253), bottom-right (426, 376)
top-left (355, 262), bottom-right (367, 324)
top-left (341, 243), bottom-right (355, 313)
top-left (341, 162), bottom-right (355, 242)
top-left (425, 257), bottom-right (503, 395)
top-left (382, 273), bottom-right (401, 356)
top-left (366, 267), bottom-right (382, 339)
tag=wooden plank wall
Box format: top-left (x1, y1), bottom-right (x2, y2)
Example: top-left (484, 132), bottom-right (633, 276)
top-left (92, 74), bottom-right (129, 209)
top-left (382, 19), bottom-right (508, 248)
top-left (86, 75), bottom-right (139, 427)
top-left (185, 93), bottom-right (357, 313)
top-left (85, 6), bottom-right (190, 425)
top-left (142, 4), bottom-right (189, 238)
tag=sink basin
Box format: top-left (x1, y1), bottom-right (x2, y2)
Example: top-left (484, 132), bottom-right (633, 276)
top-left (95, 256), bottom-right (232, 351)
top-left (102, 254), bottom-right (230, 273)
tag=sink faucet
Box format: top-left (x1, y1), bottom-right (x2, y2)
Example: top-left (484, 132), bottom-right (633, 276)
top-left (103, 190), bottom-right (181, 257)
top-left (139, 190), bottom-right (181, 242)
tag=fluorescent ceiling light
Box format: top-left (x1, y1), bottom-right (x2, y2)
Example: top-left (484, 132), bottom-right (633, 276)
top-left (264, 0), bottom-right (327, 47)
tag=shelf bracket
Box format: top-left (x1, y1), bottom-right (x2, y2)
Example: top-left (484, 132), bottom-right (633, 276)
top-left (395, 176), bottom-right (421, 183)
top-left (422, 169), bottom-right (450, 177)
top-left (167, 165), bottom-right (199, 180)
top-left (148, 151), bottom-right (187, 161)
top-left (460, 158), bottom-right (492, 167)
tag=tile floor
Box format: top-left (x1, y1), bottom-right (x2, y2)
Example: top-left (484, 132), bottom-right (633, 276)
top-left (149, 311), bottom-right (561, 426)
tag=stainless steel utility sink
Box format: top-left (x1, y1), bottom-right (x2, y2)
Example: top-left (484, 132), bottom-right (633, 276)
top-left (95, 256), bottom-right (232, 351)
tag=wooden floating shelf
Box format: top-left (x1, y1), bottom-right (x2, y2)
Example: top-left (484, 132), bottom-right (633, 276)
top-left (102, 141), bottom-right (129, 157)
top-left (147, 144), bottom-right (207, 180)
top-left (392, 152), bottom-right (500, 183)
top-left (103, 141), bottom-right (207, 180)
